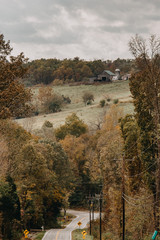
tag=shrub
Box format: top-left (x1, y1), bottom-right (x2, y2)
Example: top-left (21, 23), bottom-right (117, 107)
top-left (47, 94), bottom-right (63, 113)
top-left (43, 121), bottom-right (53, 128)
top-left (52, 79), bottom-right (63, 86)
top-left (38, 87), bottom-right (63, 113)
top-left (100, 99), bottom-right (106, 107)
top-left (113, 99), bottom-right (119, 104)
top-left (34, 111), bottom-right (39, 116)
top-left (82, 92), bottom-right (94, 106)
top-left (62, 95), bottom-right (71, 104)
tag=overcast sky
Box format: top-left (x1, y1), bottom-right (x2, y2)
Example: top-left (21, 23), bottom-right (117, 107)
top-left (0, 0), bottom-right (159, 61)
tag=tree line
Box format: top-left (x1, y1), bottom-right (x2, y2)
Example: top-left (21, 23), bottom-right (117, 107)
top-left (24, 57), bottom-right (134, 86)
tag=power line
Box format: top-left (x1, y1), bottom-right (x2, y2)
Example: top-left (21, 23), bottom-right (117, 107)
top-left (126, 161), bottom-right (157, 178)
top-left (123, 192), bottom-right (157, 201)
top-left (122, 195), bottom-right (159, 208)
top-left (112, 139), bottom-right (157, 163)
top-left (122, 119), bottom-right (156, 155)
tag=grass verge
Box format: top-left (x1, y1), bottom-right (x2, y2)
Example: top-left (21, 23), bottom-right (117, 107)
top-left (34, 231), bottom-right (46, 240)
top-left (72, 228), bottom-right (93, 240)
top-left (57, 212), bottom-right (76, 228)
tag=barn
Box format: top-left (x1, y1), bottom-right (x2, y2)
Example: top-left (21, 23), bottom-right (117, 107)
top-left (97, 70), bottom-right (116, 82)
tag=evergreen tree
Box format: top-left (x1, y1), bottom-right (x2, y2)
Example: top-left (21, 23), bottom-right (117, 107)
top-left (0, 177), bottom-right (21, 240)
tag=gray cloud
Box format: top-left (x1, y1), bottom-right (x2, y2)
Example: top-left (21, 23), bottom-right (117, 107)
top-left (0, 0), bottom-right (159, 60)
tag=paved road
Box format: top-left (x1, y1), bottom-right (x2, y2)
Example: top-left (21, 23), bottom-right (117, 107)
top-left (42, 209), bottom-right (99, 240)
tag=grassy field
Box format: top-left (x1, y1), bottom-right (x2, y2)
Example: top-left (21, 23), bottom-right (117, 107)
top-left (16, 80), bottom-right (134, 131)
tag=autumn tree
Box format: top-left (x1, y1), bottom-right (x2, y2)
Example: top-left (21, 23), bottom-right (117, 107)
top-left (60, 134), bottom-right (100, 207)
top-left (120, 115), bottom-right (142, 192)
top-left (0, 119), bottom-right (67, 230)
top-left (0, 119), bottom-right (32, 176)
top-left (0, 134), bottom-right (9, 177)
top-left (129, 34), bottom-right (160, 229)
top-left (38, 86), bottom-right (63, 113)
top-left (16, 142), bottom-right (61, 228)
top-left (81, 65), bottom-right (93, 78)
top-left (96, 105), bottom-right (123, 237)
top-left (55, 113), bottom-right (88, 140)
top-left (0, 34), bottom-right (32, 119)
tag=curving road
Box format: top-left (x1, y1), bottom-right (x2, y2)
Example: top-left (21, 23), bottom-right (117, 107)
top-left (42, 209), bottom-right (99, 240)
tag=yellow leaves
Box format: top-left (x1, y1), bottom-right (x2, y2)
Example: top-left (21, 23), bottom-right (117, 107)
top-left (53, 188), bottom-right (63, 202)
top-left (38, 86), bottom-right (53, 104)
top-left (102, 105), bottom-right (123, 132)
top-left (0, 134), bottom-right (8, 177)
top-left (115, 125), bottom-right (120, 131)
top-left (26, 190), bottom-right (33, 201)
top-left (61, 135), bottom-right (86, 161)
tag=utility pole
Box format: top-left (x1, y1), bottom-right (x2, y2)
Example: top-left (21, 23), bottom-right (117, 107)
top-left (95, 192), bottom-right (103, 240)
top-left (122, 154), bottom-right (125, 240)
top-left (89, 195), bottom-right (92, 235)
top-left (99, 192), bottom-right (102, 240)
top-left (156, 139), bottom-right (160, 232)
top-left (92, 199), bottom-right (94, 221)
top-left (86, 194), bottom-right (94, 235)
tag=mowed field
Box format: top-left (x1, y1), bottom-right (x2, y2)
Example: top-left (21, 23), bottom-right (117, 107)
top-left (16, 80), bottom-right (134, 131)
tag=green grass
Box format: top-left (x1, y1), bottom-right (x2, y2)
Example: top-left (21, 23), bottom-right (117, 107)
top-left (34, 231), bottom-right (46, 240)
top-left (16, 81), bottom-right (133, 131)
top-left (72, 229), bottom-right (93, 240)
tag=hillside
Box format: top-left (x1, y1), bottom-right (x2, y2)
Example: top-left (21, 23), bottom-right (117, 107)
top-left (16, 80), bottom-right (133, 131)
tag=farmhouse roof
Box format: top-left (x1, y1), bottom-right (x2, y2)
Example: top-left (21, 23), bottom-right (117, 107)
top-left (104, 70), bottom-right (115, 76)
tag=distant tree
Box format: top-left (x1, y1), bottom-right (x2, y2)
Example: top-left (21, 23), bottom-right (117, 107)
top-left (25, 57), bottom-right (135, 86)
top-left (38, 86), bottom-right (63, 113)
top-left (82, 91), bottom-right (94, 105)
top-left (38, 86), bottom-right (53, 106)
top-left (0, 34), bottom-right (32, 119)
top-left (81, 65), bottom-right (92, 78)
top-left (88, 60), bottom-right (105, 76)
top-left (47, 94), bottom-right (63, 113)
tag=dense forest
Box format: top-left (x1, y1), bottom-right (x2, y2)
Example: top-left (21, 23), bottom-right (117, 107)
top-left (24, 57), bottom-right (135, 86)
